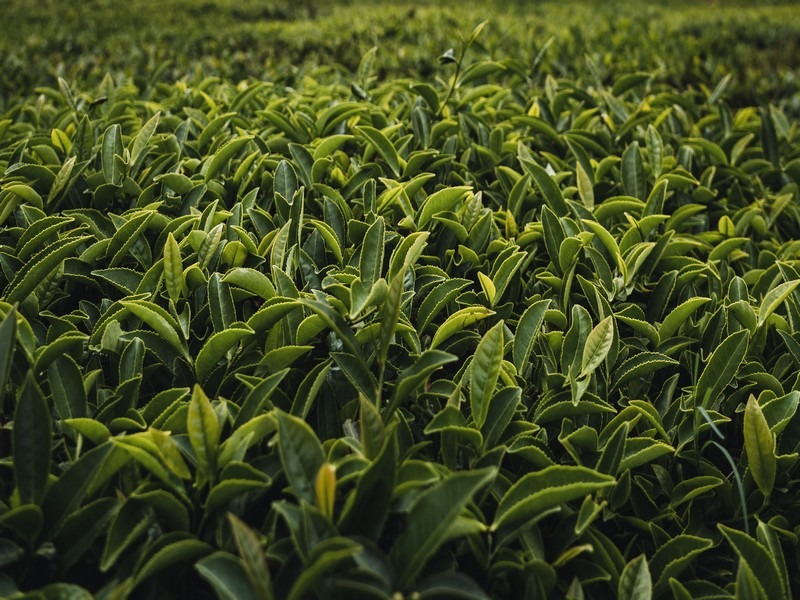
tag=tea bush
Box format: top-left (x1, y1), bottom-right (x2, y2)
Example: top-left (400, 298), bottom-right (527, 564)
top-left (1, 2), bottom-right (800, 598)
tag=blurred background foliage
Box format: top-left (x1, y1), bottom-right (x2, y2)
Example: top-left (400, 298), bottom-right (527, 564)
top-left (2, 0), bottom-right (799, 114)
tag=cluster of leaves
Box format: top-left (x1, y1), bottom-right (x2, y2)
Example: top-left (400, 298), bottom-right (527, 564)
top-left (1, 14), bottom-right (800, 600)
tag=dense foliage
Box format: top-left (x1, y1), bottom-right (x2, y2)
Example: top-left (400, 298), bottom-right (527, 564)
top-left (1, 1), bottom-right (800, 598)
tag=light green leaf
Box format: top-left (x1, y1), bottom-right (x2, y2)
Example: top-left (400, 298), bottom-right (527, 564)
top-left (416, 186), bottom-right (472, 230)
top-left (618, 554), bottom-right (651, 600)
top-left (470, 321), bottom-right (505, 429)
top-left (758, 280), bottom-right (800, 327)
top-left (163, 232), bottom-right (185, 304)
top-left (356, 125), bottom-right (403, 178)
top-left (512, 299), bottom-right (550, 373)
top-left (204, 135), bottom-right (254, 182)
top-left (744, 395), bottom-right (776, 498)
top-left (359, 216), bottom-right (385, 287)
top-left (430, 306), bottom-right (495, 349)
top-left (658, 297), bottom-right (709, 341)
top-left (622, 141), bottom-right (646, 200)
top-left (188, 384), bottom-right (220, 487)
top-left (581, 315), bottom-right (614, 377)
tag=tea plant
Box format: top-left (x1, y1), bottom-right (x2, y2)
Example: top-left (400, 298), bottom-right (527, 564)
top-left (1, 4), bottom-right (800, 599)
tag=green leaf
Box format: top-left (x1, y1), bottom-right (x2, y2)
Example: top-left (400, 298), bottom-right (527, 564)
top-left (277, 411), bottom-right (325, 504)
top-left (121, 299), bottom-right (191, 363)
top-left (390, 468), bottom-right (496, 589)
top-left (101, 124), bottom-right (124, 185)
top-left (493, 466), bottom-right (615, 533)
top-left (386, 349), bottom-right (458, 419)
top-left (519, 156), bottom-right (568, 217)
top-left (338, 430), bottom-right (397, 539)
top-left (195, 323), bottom-right (254, 382)
top-left (758, 280), bottom-right (800, 327)
top-left (481, 386), bottom-right (522, 450)
top-left (13, 375), bottom-right (51, 505)
top-left (0, 307), bottom-right (17, 399)
top-left (48, 355), bottom-right (87, 420)
top-left (129, 112), bottom-right (160, 169)
top-left (332, 351), bottom-right (378, 402)
top-left (430, 306), bottom-right (495, 349)
top-left (649, 535), bottom-right (712, 596)
top-left (658, 297), bottom-right (709, 341)
top-left (470, 321), bottom-right (505, 429)
top-left (359, 216), bottom-right (385, 287)
top-left (134, 538), bottom-right (210, 586)
top-left (196, 552), bottom-right (261, 600)
top-left (622, 141), bottom-right (646, 200)
top-left (5, 235), bottom-right (90, 304)
top-left (356, 125), bottom-right (403, 178)
top-left (416, 186), bottom-right (472, 230)
top-left (42, 443), bottom-right (125, 533)
top-left (228, 514), bottom-right (274, 600)
top-left (297, 297), bottom-right (362, 360)
top-left (188, 384), bottom-right (220, 487)
top-left (0, 504), bottom-right (42, 542)
top-left (611, 352), bottom-right (678, 390)
top-left (204, 135), bottom-right (254, 182)
top-left (287, 537), bottom-right (362, 600)
top-left (719, 524), bottom-right (783, 600)
top-left (108, 211), bottom-right (154, 267)
top-left (744, 395), bottom-right (776, 498)
top-left (512, 299), bottom-right (550, 373)
top-left (576, 160), bottom-right (595, 209)
top-left (379, 265), bottom-right (406, 368)
top-left (222, 268), bottom-right (276, 300)
top-left (309, 219), bottom-right (343, 265)
top-left (208, 272), bottom-right (236, 333)
top-left (696, 329), bottom-right (748, 409)
top-left (417, 278), bottom-right (472, 333)
top-left (100, 500), bottom-right (154, 571)
top-left (580, 315), bottom-right (613, 377)
top-left (618, 554), bottom-right (652, 600)
top-left (205, 479), bottom-right (268, 515)
top-left (163, 232), bottom-right (185, 304)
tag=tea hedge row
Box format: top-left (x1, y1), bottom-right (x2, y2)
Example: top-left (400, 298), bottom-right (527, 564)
top-left (2, 1), bottom-right (800, 111)
top-left (1, 12), bottom-right (800, 600)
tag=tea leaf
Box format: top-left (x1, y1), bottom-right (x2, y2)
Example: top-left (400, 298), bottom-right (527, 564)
top-left (277, 411), bottom-right (325, 504)
top-left (188, 384), bottom-right (220, 487)
top-left (390, 468), bottom-right (496, 588)
top-left (470, 321), bottom-right (505, 429)
top-left (581, 315), bottom-right (613, 377)
top-left (744, 395), bottom-right (776, 498)
top-left (13, 375), bottom-right (51, 505)
top-left (696, 330), bottom-right (748, 409)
